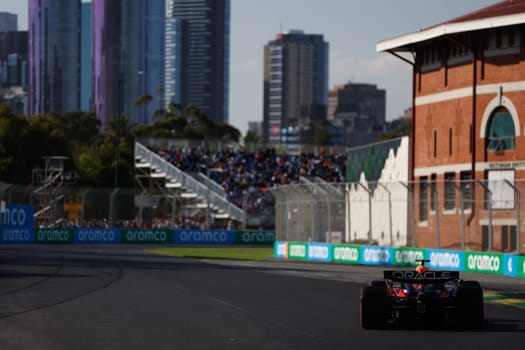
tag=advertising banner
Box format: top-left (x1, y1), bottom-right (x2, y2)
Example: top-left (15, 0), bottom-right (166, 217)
top-left (122, 229), bottom-right (172, 244)
top-left (287, 242), bottom-right (307, 260)
top-left (332, 244), bottom-right (360, 264)
top-left (75, 228), bottom-right (120, 243)
top-left (2, 204), bottom-right (34, 228)
top-left (1, 228), bottom-right (34, 243)
top-left (503, 254), bottom-right (518, 277)
top-left (235, 231), bottom-right (275, 244)
top-left (35, 228), bottom-right (74, 244)
top-left (1, 204), bottom-right (35, 243)
top-left (274, 241), bottom-right (288, 259)
top-left (393, 248), bottom-right (426, 267)
top-left (360, 246), bottom-right (393, 266)
top-left (307, 243), bottom-right (332, 262)
top-left (173, 229), bottom-right (235, 244)
top-left (517, 255), bottom-right (525, 279)
top-left (427, 249), bottom-right (464, 271)
top-left (464, 252), bottom-right (503, 275)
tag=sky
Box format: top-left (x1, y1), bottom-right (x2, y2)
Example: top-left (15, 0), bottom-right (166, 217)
top-left (0, 0), bottom-right (497, 136)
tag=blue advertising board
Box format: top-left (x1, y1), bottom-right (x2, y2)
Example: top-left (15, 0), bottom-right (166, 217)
top-left (503, 254), bottom-right (518, 277)
top-left (427, 249), bottom-right (464, 271)
top-left (75, 228), bottom-right (121, 243)
top-left (360, 246), bottom-right (393, 265)
top-left (1, 204), bottom-right (35, 243)
top-left (274, 241), bottom-right (288, 259)
top-left (173, 229), bottom-right (236, 244)
top-left (307, 243), bottom-right (332, 262)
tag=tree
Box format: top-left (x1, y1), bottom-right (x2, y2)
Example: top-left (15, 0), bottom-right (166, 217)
top-left (379, 122), bottom-right (412, 141)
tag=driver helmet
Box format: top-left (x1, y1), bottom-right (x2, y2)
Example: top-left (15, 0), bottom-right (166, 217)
top-left (416, 265), bottom-right (430, 273)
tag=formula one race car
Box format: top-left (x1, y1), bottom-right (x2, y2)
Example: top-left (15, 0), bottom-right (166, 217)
top-left (360, 260), bottom-right (484, 330)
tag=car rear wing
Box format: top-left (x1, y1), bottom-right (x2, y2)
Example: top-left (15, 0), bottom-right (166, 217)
top-left (384, 270), bottom-right (460, 284)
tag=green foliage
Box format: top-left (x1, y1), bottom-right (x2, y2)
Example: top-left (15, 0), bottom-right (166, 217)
top-left (0, 103), bottom-right (241, 187)
top-left (131, 103), bottom-right (241, 142)
top-left (379, 122), bottom-right (412, 141)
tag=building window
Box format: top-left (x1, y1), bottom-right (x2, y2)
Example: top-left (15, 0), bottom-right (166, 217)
top-left (444, 172), bottom-right (455, 211)
top-left (419, 176), bottom-right (428, 222)
top-left (469, 124), bottom-right (473, 154)
top-left (460, 171), bottom-right (472, 210)
top-left (486, 107), bottom-right (515, 151)
top-left (421, 43), bottom-right (441, 72)
top-left (485, 26), bottom-right (521, 57)
top-left (449, 128), bottom-right (452, 156)
top-left (447, 33), bottom-right (473, 66)
top-left (433, 130), bottom-right (437, 158)
top-left (430, 174), bottom-right (437, 211)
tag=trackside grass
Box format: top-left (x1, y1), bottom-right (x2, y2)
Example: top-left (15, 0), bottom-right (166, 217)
top-left (146, 247), bottom-right (274, 261)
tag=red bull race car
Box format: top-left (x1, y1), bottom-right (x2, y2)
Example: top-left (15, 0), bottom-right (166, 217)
top-left (360, 260), bottom-right (484, 330)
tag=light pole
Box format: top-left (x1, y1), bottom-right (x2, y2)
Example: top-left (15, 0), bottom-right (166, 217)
top-left (114, 74), bottom-right (122, 189)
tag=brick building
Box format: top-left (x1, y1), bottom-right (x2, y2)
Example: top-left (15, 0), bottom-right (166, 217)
top-left (377, 0), bottom-right (525, 253)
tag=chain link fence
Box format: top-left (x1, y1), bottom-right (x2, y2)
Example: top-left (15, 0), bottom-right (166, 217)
top-left (2, 177), bottom-right (525, 254)
top-left (272, 179), bottom-right (525, 254)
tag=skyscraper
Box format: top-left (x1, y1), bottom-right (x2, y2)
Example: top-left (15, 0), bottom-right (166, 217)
top-left (80, 2), bottom-right (92, 112)
top-left (0, 12), bottom-right (17, 32)
top-left (29, 0), bottom-right (81, 115)
top-left (93, 0), bottom-right (165, 130)
top-left (263, 30), bottom-right (329, 144)
top-left (166, 0), bottom-right (230, 124)
top-left (0, 31), bottom-right (28, 88)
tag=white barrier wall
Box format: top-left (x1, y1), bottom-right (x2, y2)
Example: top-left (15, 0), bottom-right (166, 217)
top-left (346, 137), bottom-right (409, 247)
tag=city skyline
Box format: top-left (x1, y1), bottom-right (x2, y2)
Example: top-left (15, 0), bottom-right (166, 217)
top-left (0, 0), bottom-right (496, 136)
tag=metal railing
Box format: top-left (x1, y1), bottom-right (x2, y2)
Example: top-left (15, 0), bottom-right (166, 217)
top-left (135, 142), bottom-right (246, 223)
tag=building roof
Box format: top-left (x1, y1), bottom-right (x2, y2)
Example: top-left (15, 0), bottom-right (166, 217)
top-left (377, 0), bottom-right (525, 52)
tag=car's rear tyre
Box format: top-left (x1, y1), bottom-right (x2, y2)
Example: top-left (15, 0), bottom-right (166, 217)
top-left (455, 281), bottom-right (484, 330)
top-left (360, 284), bottom-right (389, 329)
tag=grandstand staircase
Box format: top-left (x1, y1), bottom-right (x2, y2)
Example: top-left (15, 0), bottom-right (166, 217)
top-left (134, 142), bottom-right (246, 224)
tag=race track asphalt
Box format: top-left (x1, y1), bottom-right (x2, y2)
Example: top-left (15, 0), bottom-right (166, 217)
top-left (1, 245), bottom-right (524, 350)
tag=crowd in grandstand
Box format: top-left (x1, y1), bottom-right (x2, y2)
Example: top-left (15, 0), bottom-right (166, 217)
top-left (56, 216), bottom-right (239, 230)
top-left (153, 145), bottom-right (347, 210)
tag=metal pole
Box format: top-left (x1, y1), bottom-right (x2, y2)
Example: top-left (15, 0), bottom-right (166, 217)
top-left (205, 145), bottom-right (211, 229)
top-left (311, 199), bottom-right (315, 242)
top-left (504, 179), bottom-right (520, 253)
top-left (114, 75), bottom-right (121, 189)
top-left (171, 193), bottom-right (177, 229)
top-left (459, 189), bottom-right (465, 250)
top-left (488, 192), bottom-right (493, 252)
top-left (81, 189), bottom-right (89, 224)
top-left (434, 188), bottom-right (439, 248)
top-left (400, 181), bottom-right (415, 247)
top-left (358, 183), bottom-right (372, 245)
top-left (108, 188), bottom-right (119, 227)
top-left (477, 180), bottom-right (492, 252)
top-left (345, 183), bottom-right (351, 243)
top-left (326, 196), bottom-right (332, 243)
top-left (378, 182), bottom-right (393, 247)
top-left (452, 182), bottom-right (465, 250)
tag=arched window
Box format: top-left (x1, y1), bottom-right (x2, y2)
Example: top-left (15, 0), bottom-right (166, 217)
top-left (486, 107), bottom-right (515, 151)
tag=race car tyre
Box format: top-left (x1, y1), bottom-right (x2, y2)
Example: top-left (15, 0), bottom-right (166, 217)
top-left (454, 281), bottom-right (484, 330)
top-left (360, 285), bottom-right (389, 329)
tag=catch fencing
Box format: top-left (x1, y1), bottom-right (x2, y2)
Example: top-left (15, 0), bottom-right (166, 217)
top-left (272, 179), bottom-right (525, 255)
top-left (2, 177), bottom-right (525, 255)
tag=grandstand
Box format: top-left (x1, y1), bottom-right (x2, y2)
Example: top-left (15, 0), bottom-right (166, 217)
top-left (134, 138), bottom-right (348, 230)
